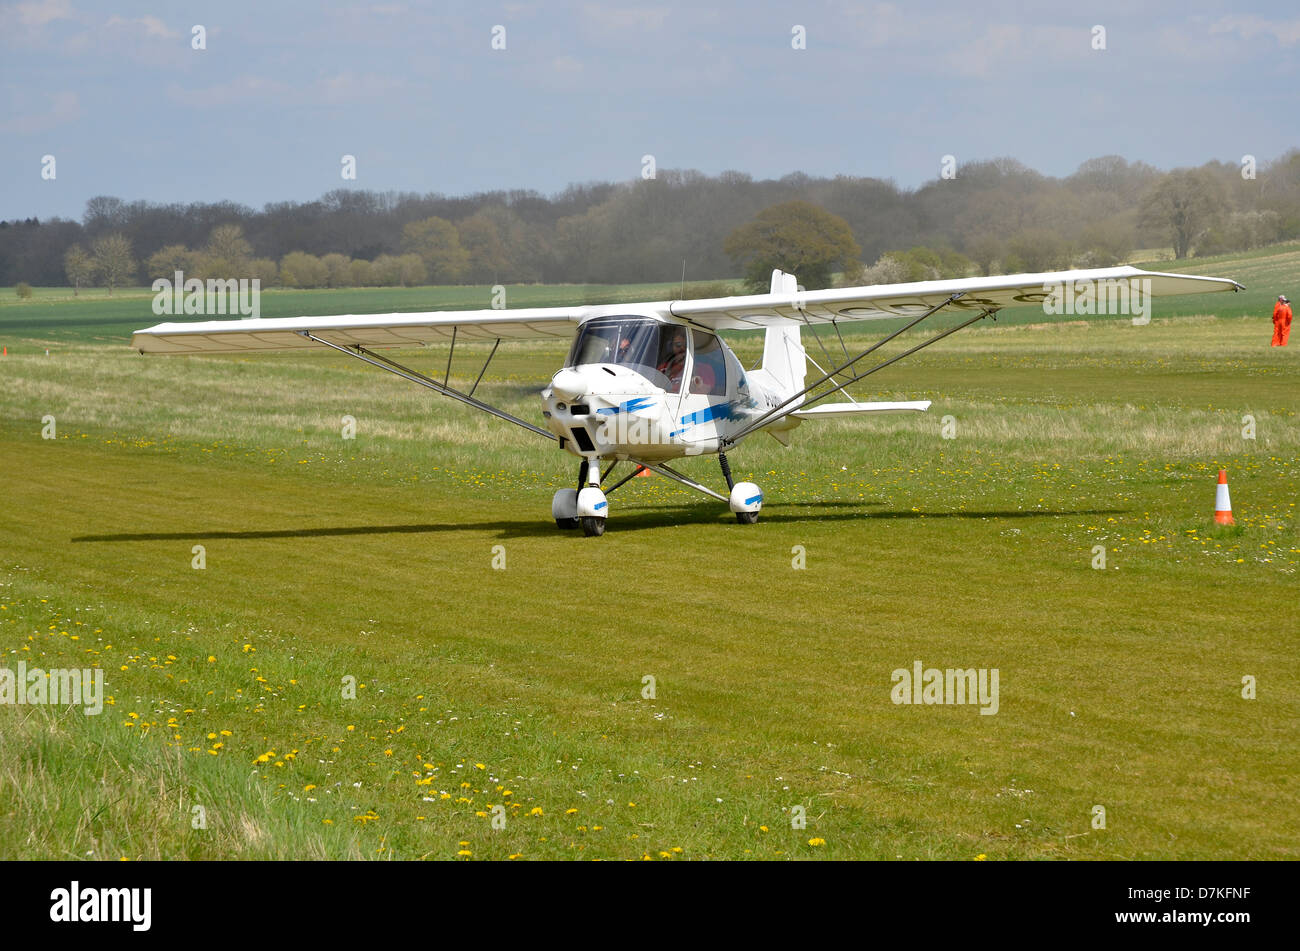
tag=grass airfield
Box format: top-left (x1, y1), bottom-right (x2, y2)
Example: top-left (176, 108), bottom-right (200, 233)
top-left (0, 259), bottom-right (1297, 860)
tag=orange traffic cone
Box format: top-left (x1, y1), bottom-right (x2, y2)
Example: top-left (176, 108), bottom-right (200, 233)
top-left (635, 465), bottom-right (650, 477)
top-left (1214, 469), bottom-right (1234, 525)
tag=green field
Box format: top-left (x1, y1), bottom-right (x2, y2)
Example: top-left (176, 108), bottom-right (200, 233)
top-left (1, 247), bottom-right (1297, 860)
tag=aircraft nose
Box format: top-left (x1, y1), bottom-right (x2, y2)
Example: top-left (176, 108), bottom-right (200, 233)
top-left (551, 368), bottom-right (588, 402)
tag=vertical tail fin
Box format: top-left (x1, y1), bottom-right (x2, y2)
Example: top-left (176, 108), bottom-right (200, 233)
top-left (761, 269), bottom-right (806, 399)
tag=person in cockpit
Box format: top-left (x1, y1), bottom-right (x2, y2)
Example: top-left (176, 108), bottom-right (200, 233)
top-left (658, 330), bottom-right (687, 391)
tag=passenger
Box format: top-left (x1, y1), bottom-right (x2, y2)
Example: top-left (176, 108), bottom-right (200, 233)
top-left (658, 332), bottom-right (687, 390)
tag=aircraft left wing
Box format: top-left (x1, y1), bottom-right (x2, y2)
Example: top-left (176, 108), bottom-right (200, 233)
top-left (132, 306), bottom-right (580, 354)
top-left (668, 266), bottom-right (1244, 328)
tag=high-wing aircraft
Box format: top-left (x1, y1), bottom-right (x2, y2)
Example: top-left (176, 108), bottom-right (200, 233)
top-left (133, 266), bottom-right (1242, 536)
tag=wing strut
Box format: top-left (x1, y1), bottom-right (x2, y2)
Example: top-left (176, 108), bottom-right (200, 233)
top-left (468, 339), bottom-right (500, 397)
top-left (787, 306), bottom-right (995, 416)
top-left (723, 293), bottom-right (994, 446)
top-left (298, 331), bottom-right (557, 442)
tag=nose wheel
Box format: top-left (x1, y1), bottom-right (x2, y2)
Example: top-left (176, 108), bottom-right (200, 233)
top-left (580, 515), bottom-right (606, 536)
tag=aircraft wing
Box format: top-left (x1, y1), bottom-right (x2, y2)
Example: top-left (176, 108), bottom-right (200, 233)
top-left (132, 306), bottom-right (580, 354)
top-left (667, 266), bottom-right (1244, 329)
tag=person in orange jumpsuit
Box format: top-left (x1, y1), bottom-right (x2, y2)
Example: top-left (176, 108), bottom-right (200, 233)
top-left (1273, 295), bottom-right (1292, 347)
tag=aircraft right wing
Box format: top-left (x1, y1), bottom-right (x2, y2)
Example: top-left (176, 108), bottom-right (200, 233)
top-left (132, 306), bottom-right (581, 354)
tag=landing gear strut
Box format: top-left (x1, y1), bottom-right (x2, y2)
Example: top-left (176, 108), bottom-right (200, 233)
top-left (575, 458), bottom-right (607, 536)
top-left (556, 456), bottom-right (760, 534)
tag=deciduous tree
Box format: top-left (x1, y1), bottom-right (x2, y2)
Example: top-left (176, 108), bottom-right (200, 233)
top-left (90, 233), bottom-right (136, 294)
top-left (724, 200), bottom-right (861, 291)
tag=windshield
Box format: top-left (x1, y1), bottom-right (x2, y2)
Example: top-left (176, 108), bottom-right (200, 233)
top-left (566, 317), bottom-right (687, 392)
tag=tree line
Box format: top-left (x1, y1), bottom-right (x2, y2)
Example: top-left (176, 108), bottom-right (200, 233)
top-left (3, 150), bottom-right (1298, 290)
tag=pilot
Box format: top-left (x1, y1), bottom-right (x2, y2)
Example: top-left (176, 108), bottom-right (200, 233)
top-left (616, 336), bottom-right (633, 361)
top-left (658, 332), bottom-right (687, 388)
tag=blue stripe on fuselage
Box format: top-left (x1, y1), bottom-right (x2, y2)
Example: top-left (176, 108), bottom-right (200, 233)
top-left (596, 396), bottom-right (654, 416)
top-left (670, 401), bottom-right (735, 438)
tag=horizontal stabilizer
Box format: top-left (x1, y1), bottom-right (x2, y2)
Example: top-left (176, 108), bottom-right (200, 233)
top-left (792, 400), bottom-right (931, 418)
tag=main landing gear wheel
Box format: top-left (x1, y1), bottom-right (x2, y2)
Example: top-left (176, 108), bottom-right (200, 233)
top-left (581, 516), bottom-right (606, 537)
top-left (552, 488), bottom-right (579, 529)
top-left (728, 480), bottom-right (763, 525)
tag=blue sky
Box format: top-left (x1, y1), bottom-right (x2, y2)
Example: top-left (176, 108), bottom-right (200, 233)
top-left (2, 0), bottom-right (1298, 221)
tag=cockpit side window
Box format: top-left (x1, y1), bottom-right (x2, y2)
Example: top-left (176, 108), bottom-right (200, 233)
top-left (689, 330), bottom-right (728, 396)
top-left (655, 326), bottom-right (688, 394)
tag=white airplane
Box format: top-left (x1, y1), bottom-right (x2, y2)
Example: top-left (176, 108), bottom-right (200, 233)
top-left (133, 265), bottom-right (1242, 536)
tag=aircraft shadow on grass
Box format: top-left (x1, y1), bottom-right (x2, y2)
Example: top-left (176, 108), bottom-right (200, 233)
top-left (71, 504), bottom-right (1130, 543)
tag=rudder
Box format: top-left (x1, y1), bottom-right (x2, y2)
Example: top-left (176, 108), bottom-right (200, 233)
top-left (761, 269), bottom-right (806, 398)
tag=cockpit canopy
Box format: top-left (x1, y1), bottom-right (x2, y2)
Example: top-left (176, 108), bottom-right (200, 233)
top-left (565, 316), bottom-right (688, 392)
top-left (565, 315), bottom-right (729, 396)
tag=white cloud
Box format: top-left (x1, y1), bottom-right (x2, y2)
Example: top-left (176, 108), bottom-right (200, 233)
top-left (167, 72), bottom-right (405, 109)
top-left (103, 14), bottom-right (180, 40)
top-left (6, 0), bottom-right (73, 28)
top-left (316, 71), bottom-right (405, 104)
top-left (0, 88), bottom-right (80, 135)
top-left (0, 0), bottom-right (73, 42)
top-left (580, 4), bottom-right (669, 37)
top-left (166, 75), bottom-right (293, 109)
top-left (1209, 15), bottom-right (1300, 47)
top-left (939, 23), bottom-right (1088, 79)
